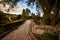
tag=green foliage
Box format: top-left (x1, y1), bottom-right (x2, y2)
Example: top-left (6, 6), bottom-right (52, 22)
top-left (34, 33), bottom-right (57, 40)
top-left (31, 13), bottom-right (40, 19)
top-left (39, 19), bottom-right (45, 25)
top-left (31, 13), bottom-right (35, 19)
top-left (39, 14), bottom-right (54, 25)
top-left (27, 0), bottom-right (60, 26)
top-left (16, 15), bottom-right (21, 20)
top-left (0, 11), bottom-right (21, 24)
top-left (21, 9), bottom-right (31, 19)
top-left (40, 33), bottom-right (55, 40)
top-left (33, 19), bottom-right (40, 25)
top-left (29, 23), bottom-right (33, 32)
top-left (45, 17), bottom-right (51, 25)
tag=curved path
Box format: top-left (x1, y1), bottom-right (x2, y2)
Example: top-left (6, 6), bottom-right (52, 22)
top-left (1, 20), bottom-right (31, 40)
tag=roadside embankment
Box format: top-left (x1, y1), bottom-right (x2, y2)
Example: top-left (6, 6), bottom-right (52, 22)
top-left (28, 20), bottom-right (59, 40)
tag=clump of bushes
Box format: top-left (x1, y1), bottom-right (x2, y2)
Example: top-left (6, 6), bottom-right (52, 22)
top-left (33, 17), bottom-right (51, 25)
top-left (39, 19), bottom-right (45, 25)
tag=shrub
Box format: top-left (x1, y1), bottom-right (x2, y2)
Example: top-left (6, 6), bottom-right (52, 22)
top-left (33, 33), bottom-right (57, 40)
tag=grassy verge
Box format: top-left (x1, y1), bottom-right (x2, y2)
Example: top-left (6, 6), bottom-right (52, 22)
top-left (28, 22), bottom-right (36, 40)
top-left (28, 20), bottom-right (58, 40)
top-left (29, 23), bottom-right (32, 32)
top-left (33, 33), bottom-right (58, 40)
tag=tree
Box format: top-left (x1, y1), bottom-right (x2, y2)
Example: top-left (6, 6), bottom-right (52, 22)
top-left (25, 8), bottom-right (31, 19)
top-left (21, 8), bottom-right (31, 19)
top-left (27, 0), bottom-right (60, 26)
top-left (16, 15), bottom-right (21, 20)
top-left (21, 9), bottom-right (26, 19)
top-left (51, 0), bottom-right (60, 26)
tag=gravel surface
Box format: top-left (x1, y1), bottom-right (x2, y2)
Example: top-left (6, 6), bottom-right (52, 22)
top-left (1, 20), bottom-right (31, 40)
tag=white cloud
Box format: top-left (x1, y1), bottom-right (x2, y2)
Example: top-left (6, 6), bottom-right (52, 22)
top-left (0, 3), bottom-right (11, 12)
top-left (0, 3), bottom-right (24, 14)
top-left (9, 4), bottom-right (24, 14)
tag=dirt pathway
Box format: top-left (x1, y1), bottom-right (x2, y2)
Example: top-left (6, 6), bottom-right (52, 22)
top-left (1, 20), bottom-right (31, 40)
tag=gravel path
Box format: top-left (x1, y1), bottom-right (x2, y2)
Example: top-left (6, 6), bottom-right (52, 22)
top-left (1, 20), bottom-right (31, 40)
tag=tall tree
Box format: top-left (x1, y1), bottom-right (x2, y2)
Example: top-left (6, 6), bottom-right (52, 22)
top-left (21, 8), bottom-right (31, 19)
top-left (51, 0), bottom-right (59, 26)
top-left (27, 0), bottom-right (60, 26)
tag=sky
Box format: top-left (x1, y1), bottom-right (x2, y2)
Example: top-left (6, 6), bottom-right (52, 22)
top-left (16, 0), bottom-right (37, 14)
top-left (0, 0), bottom-right (36, 15)
top-left (0, 0), bottom-right (43, 16)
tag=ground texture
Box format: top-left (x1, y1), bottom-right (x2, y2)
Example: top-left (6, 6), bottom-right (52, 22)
top-left (1, 20), bottom-right (31, 40)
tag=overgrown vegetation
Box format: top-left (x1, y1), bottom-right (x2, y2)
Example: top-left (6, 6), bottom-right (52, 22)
top-left (33, 33), bottom-right (58, 40)
top-left (29, 24), bottom-right (32, 32)
top-left (0, 0), bottom-right (60, 40)
top-left (0, 11), bottom-right (21, 24)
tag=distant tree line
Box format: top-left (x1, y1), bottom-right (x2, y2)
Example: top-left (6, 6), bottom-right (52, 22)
top-left (0, 11), bottom-right (21, 24)
top-left (0, 0), bottom-right (60, 26)
top-left (27, 0), bottom-right (60, 26)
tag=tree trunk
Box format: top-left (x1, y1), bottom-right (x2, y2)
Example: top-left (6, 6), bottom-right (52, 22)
top-left (43, 0), bottom-right (51, 22)
top-left (51, 0), bottom-right (59, 26)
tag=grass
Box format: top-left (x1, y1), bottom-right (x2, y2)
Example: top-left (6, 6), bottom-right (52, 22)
top-left (29, 23), bottom-right (33, 32)
top-left (33, 33), bottom-right (57, 40)
top-left (29, 20), bottom-right (59, 40)
top-left (29, 22), bottom-right (35, 40)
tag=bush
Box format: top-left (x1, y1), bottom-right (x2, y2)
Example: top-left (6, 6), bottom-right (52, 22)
top-left (33, 33), bottom-right (57, 40)
top-left (39, 20), bottom-right (45, 25)
top-left (33, 19), bottom-right (40, 25)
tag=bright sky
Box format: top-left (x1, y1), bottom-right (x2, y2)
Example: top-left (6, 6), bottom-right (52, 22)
top-left (15, 0), bottom-right (37, 14)
top-left (0, 0), bottom-right (36, 15)
top-left (0, 0), bottom-right (43, 16)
